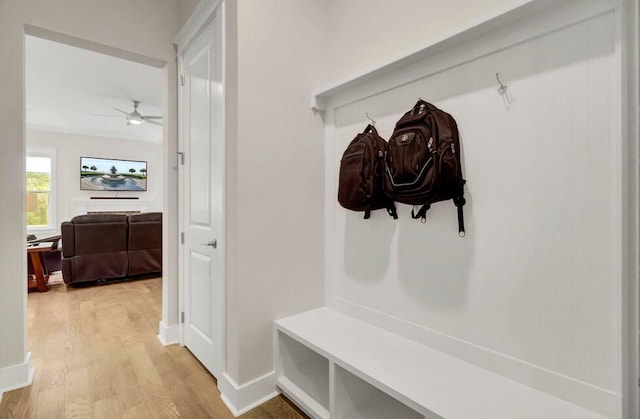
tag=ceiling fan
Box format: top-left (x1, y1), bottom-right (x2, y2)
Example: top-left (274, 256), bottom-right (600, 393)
top-left (94, 100), bottom-right (162, 126)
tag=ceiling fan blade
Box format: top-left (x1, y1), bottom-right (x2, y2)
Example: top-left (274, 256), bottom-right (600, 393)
top-left (112, 107), bottom-right (130, 115)
top-left (145, 119), bottom-right (162, 126)
top-left (90, 113), bottom-right (123, 117)
top-left (143, 116), bottom-right (163, 120)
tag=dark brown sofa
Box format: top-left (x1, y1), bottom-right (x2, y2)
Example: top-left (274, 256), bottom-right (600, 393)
top-left (61, 212), bottom-right (162, 285)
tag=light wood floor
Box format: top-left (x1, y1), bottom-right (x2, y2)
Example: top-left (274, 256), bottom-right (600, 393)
top-left (0, 277), bottom-right (306, 419)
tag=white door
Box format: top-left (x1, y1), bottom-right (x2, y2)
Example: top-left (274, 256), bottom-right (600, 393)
top-left (180, 8), bottom-right (224, 377)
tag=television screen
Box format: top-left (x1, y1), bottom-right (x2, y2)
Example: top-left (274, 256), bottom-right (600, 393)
top-left (80, 157), bottom-right (147, 191)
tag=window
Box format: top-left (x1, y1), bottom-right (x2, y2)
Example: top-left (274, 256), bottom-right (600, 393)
top-left (26, 154), bottom-right (55, 230)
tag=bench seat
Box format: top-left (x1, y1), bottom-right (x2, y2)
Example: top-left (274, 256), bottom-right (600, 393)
top-left (275, 307), bottom-right (603, 419)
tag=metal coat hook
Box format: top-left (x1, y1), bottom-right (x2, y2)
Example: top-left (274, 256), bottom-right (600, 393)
top-left (365, 112), bottom-right (376, 126)
top-left (496, 72), bottom-right (508, 96)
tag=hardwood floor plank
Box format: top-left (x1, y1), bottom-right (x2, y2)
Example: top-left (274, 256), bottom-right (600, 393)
top-left (0, 390), bottom-right (27, 419)
top-left (38, 360), bottom-right (65, 394)
top-left (0, 277), bottom-right (306, 418)
top-left (183, 371), bottom-right (234, 419)
top-left (165, 345), bottom-right (207, 378)
top-left (121, 402), bottom-right (151, 419)
top-left (239, 396), bottom-right (307, 419)
top-left (93, 397), bottom-right (122, 419)
top-left (64, 397), bottom-right (93, 419)
top-left (64, 368), bottom-right (90, 401)
top-left (170, 379), bottom-right (221, 419)
top-left (111, 361), bottom-right (144, 411)
top-left (37, 387), bottom-right (65, 419)
top-left (144, 344), bottom-right (182, 389)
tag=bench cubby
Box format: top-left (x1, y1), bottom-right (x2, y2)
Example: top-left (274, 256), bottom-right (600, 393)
top-left (277, 331), bottom-right (330, 418)
top-left (333, 364), bottom-right (424, 419)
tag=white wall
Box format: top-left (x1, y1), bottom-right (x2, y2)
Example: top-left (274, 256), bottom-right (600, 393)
top-left (0, 0), bottom-right (178, 387)
top-left (322, 1), bottom-right (630, 417)
top-left (178, 0), bottom-right (200, 30)
top-left (323, 0), bottom-right (534, 84)
top-left (225, 0), bottom-right (326, 385)
top-left (27, 129), bottom-right (163, 232)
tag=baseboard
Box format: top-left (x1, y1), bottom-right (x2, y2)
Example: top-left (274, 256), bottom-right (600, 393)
top-left (218, 371), bottom-right (279, 417)
top-left (330, 297), bottom-right (619, 418)
top-left (157, 321), bottom-right (180, 346)
top-left (0, 352), bottom-right (35, 402)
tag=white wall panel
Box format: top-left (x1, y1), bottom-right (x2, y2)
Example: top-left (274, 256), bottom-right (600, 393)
top-left (325, 7), bottom-right (621, 415)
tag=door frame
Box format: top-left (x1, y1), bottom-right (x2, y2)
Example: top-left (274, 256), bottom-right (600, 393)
top-left (175, 0), bottom-right (226, 379)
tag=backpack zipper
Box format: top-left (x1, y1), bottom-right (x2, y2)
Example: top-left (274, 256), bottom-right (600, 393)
top-left (386, 157), bottom-right (433, 187)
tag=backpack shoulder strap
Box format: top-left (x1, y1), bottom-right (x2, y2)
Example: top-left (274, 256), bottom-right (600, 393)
top-left (453, 195), bottom-right (466, 237)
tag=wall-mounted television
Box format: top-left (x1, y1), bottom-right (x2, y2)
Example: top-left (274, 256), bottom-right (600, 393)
top-left (80, 156), bottom-right (147, 191)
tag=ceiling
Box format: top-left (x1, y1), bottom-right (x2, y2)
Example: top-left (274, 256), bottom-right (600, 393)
top-left (26, 36), bottom-right (163, 143)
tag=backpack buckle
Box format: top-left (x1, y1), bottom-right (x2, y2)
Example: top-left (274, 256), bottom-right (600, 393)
top-left (411, 205), bottom-right (430, 222)
top-left (453, 196), bottom-right (466, 207)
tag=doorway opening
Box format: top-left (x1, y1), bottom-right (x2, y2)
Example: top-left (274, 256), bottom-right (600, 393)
top-left (24, 31), bottom-right (166, 344)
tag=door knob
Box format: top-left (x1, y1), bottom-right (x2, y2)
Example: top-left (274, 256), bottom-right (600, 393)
top-left (202, 239), bottom-right (217, 248)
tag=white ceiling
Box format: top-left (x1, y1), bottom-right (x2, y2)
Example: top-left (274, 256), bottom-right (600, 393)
top-left (26, 36), bottom-right (163, 143)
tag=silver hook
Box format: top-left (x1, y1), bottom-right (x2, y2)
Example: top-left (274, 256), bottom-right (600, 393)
top-left (365, 112), bottom-right (376, 126)
top-left (496, 72), bottom-right (508, 96)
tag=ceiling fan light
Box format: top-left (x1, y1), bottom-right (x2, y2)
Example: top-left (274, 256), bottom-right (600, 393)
top-left (128, 118), bottom-right (143, 125)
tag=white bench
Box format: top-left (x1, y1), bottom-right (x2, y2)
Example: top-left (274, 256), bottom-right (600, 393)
top-left (274, 307), bottom-right (604, 419)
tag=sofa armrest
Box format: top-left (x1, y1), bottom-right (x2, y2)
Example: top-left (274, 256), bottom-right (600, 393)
top-left (61, 222), bottom-right (75, 257)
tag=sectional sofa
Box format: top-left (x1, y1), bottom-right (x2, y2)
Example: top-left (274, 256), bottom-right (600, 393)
top-left (61, 212), bottom-right (162, 285)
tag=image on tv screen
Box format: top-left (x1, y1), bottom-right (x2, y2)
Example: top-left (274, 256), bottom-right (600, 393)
top-left (80, 157), bottom-right (147, 191)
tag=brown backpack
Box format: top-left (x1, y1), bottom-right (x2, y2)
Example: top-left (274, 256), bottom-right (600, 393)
top-left (338, 125), bottom-right (397, 219)
top-left (383, 100), bottom-right (466, 236)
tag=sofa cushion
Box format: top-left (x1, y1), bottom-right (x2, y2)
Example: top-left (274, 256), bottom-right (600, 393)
top-left (74, 222), bottom-right (128, 255)
top-left (127, 212), bottom-right (162, 251)
top-left (127, 212), bottom-right (161, 275)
